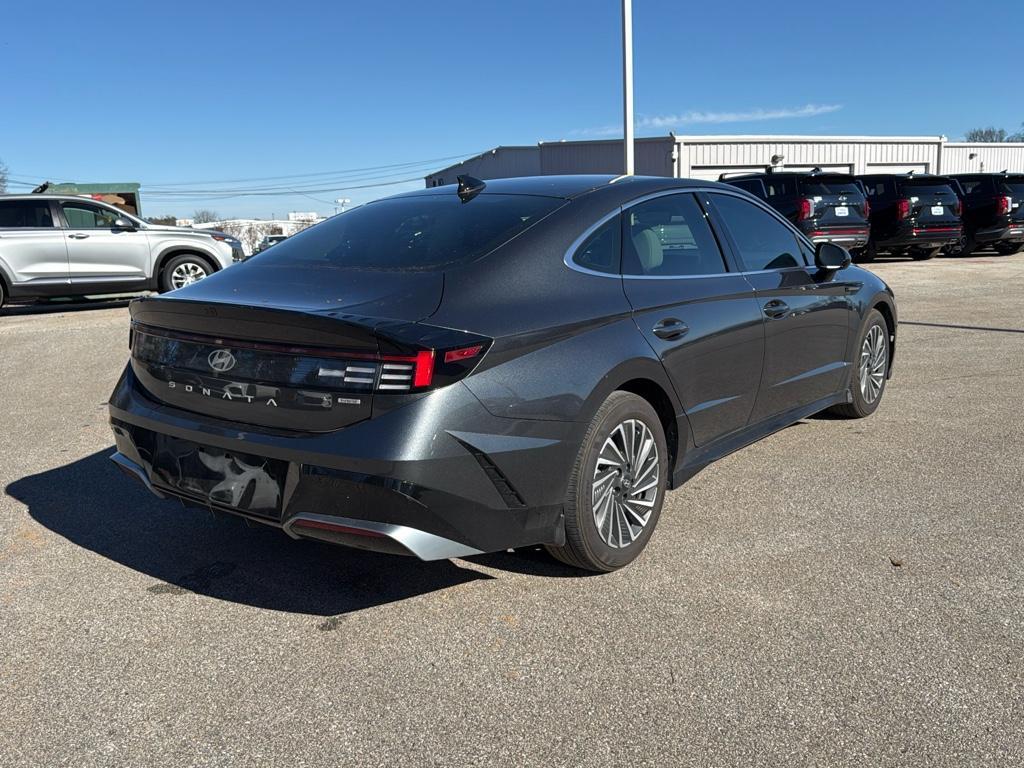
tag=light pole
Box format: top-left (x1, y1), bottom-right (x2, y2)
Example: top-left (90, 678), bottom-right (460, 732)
top-left (622, 0), bottom-right (634, 176)
top-left (335, 198), bottom-right (351, 215)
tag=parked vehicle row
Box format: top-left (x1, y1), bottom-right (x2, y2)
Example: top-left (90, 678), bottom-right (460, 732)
top-left (722, 168), bottom-right (1024, 262)
top-left (0, 194), bottom-right (245, 309)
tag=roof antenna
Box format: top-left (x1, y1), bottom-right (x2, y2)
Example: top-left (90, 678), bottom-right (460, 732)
top-left (457, 175), bottom-right (486, 203)
top-left (31, 181), bottom-right (50, 194)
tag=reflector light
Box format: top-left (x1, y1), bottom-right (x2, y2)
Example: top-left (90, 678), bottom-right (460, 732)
top-left (896, 199), bottom-right (911, 220)
top-left (444, 345), bottom-right (484, 363)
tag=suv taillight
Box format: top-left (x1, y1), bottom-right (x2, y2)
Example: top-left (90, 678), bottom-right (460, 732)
top-left (863, 199), bottom-right (871, 219)
top-left (954, 198), bottom-right (962, 217)
top-left (997, 195), bottom-right (1012, 216)
top-left (896, 199), bottom-right (911, 220)
top-left (797, 198), bottom-right (814, 221)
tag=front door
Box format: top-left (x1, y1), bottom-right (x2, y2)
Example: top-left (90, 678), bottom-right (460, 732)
top-left (59, 201), bottom-right (151, 287)
top-left (620, 192), bottom-right (764, 446)
top-left (706, 192), bottom-right (854, 423)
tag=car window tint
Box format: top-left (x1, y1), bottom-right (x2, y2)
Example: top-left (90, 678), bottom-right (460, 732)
top-left (572, 215), bottom-right (620, 274)
top-left (0, 200), bottom-right (54, 228)
top-left (766, 177), bottom-right (796, 198)
top-left (623, 193), bottom-right (726, 277)
top-left (731, 179), bottom-right (765, 197)
top-left (255, 194), bottom-right (564, 270)
top-left (710, 194), bottom-right (803, 271)
top-left (863, 181), bottom-right (888, 197)
top-left (62, 202), bottom-right (120, 229)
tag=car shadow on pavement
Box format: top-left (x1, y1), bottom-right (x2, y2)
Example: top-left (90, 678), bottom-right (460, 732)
top-left (1, 297), bottom-right (135, 316)
top-left (6, 449), bottom-right (495, 616)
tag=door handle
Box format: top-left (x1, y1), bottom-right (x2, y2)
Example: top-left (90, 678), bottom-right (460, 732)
top-left (68, 233), bottom-right (90, 240)
top-left (652, 318), bottom-right (689, 340)
top-left (763, 300), bottom-right (790, 319)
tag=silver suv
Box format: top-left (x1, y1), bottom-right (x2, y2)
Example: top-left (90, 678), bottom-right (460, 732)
top-left (0, 194), bottom-right (244, 309)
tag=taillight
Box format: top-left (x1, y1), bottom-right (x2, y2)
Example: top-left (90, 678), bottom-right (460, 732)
top-left (412, 350), bottom-right (435, 388)
top-left (997, 195), bottom-right (1011, 216)
top-left (797, 198), bottom-right (814, 221)
top-left (953, 198), bottom-right (962, 217)
top-left (896, 199), bottom-right (911, 220)
top-left (863, 199), bottom-right (871, 219)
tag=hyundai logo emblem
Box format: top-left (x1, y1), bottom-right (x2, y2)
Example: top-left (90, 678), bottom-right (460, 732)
top-left (208, 349), bottom-right (237, 373)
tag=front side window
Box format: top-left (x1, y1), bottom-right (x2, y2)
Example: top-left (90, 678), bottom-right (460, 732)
top-left (254, 193), bottom-right (563, 271)
top-left (0, 201), bottom-right (54, 228)
top-left (623, 193), bottom-right (726, 277)
top-left (61, 202), bottom-right (121, 229)
top-left (710, 193), bottom-right (804, 271)
top-left (572, 215), bottom-right (620, 274)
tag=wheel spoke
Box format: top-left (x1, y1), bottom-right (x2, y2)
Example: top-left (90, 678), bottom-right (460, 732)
top-left (592, 416), bottom-right (661, 549)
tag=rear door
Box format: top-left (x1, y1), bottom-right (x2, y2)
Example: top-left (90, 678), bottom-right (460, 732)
top-left (58, 200), bottom-right (151, 287)
top-left (0, 199), bottom-right (69, 288)
top-left (706, 192), bottom-right (855, 422)
top-left (620, 191), bottom-right (764, 446)
top-left (798, 175), bottom-right (870, 232)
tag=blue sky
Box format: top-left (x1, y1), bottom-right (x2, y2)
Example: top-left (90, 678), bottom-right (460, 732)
top-left (2, 0), bottom-right (1021, 218)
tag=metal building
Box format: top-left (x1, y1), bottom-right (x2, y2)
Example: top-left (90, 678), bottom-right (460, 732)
top-left (425, 135), bottom-right (1024, 186)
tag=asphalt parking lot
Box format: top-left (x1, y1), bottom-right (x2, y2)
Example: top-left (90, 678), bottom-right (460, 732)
top-left (2, 253), bottom-right (1022, 767)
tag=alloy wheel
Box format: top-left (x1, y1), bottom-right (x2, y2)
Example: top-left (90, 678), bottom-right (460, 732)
top-left (859, 325), bottom-right (887, 404)
top-left (170, 261), bottom-right (209, 289)
top-left (592, 418), bottom-right (660, 549)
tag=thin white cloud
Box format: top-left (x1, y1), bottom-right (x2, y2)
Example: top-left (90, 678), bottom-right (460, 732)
top-left (571, 103), bottom-right (843, 137)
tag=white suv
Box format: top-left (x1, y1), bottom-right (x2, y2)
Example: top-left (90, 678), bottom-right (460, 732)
top-left (0, 194), bottom-right (244, 309)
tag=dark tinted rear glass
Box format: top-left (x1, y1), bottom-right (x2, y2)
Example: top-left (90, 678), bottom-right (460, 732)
top-left (0, 200), bottom-right (54, 228)
top-left (765, 177), bottom-right (796, 198)
top-left (801, 178), bottom-right (863, 196)
top-left (902, 182), bottom-right (957, 197)
top-left (255, 194), bottom-right (564, 270)
top-left (998, 178), bottom-right (1024, 196)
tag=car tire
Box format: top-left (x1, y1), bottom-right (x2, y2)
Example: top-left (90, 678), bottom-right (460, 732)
top-left (0, 280), bottom-right (5, 311)
top-left (827, 309), bottom-right (890, 419)
top-left (160, 254), bottom-right (213, 293)
top-left (911, 247), bottom-right (939, 261)
top-left (546, 391), bottom-right (669, 572)
top-left (855, 240), bottom-right (877, 263)
top-left (994, 241), bottom-right (1023, 255)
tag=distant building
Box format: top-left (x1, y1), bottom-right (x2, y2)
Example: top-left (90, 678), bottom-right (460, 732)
top-left (426, 135), bottom-right (1024, 185)
top-left (191, 212), bottom-right (328, 255)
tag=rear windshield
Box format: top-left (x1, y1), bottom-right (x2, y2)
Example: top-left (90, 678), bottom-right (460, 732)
top-left (999, 179), bottom-right (1024, 196)
top-left (254, 193), bottom-right (564, 270)
top-left (800, 178), bottom-right (863, 196)
top-left (902, 183), bottom-right (957, 197)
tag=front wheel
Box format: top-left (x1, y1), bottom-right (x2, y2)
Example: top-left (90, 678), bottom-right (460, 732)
top-left (546, 391), bottom-right (668, 572)
top-left (854, 239), bottom-right (877, 263)
top-left (911, 247), bottom-right (940, 261)
top-left (160, 254), bottom-right (212, 293)
top-left (827, 309), bottom-right (890, 419)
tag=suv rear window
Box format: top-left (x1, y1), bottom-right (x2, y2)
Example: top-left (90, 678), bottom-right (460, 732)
top-left (254, 194), bottom-right (564, 270)
top-left (800, 178), bottom-right (863, 196)
top-left (900, 182), bottom-right (957, 197)
top-left (998, 178), bottom-right (1024, 196)
top-left (0, 200), bottom-right (54, 228)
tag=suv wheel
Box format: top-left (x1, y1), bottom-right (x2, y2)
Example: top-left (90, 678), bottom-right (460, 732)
top-left (994, 241), bottom-right (1023, 256)
top-left (855, 240), bottom-right (877, 263)
top-left (546, 391), bottom-right (668, 572)
top-left (911, 247), bottom-right (939, 261)
top-left (160, 254), bottom-right (212, 292)
top-left (0, 280), bottom-right (5, 311)
top-left (827, 309), bottom-right (889, 419)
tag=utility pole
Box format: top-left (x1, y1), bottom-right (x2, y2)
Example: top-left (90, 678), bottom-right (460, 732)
top-left (622, 0), bottom-right (634, 175)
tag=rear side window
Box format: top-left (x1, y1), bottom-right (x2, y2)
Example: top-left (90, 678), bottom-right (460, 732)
top-left (572, 216), bottom-right (621, 274)
top-left (765, 177), bottom-right (796, 198)
top-left (958, 177), bottom-right (987, 195)
top-left (61, 202), bottom-right (121, 229)
top-left (0, 201), bottom-right (54, 228)
top-left (801, 178), bottom-right (863, 196)
top-left (709, 194), bottom-right (804, 271)
top-left (254, 194), bottom-right (564, 271)
top-left (623, 193), bottom-right (726, 277)
top-left (730, 179), bottom-right (766, 198)
top-left (863, 181), bottom-right (890, 197)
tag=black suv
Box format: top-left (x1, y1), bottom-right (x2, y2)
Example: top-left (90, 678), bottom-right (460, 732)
top-left (948, 172), bottom-right (1024, 255)
top-left (856, 173), bottom-right (963, 261)
top-left (720, 169), bottom-right (870, 254)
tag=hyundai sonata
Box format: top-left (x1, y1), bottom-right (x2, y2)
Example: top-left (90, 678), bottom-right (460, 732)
top-left (108, 175), bottom-right (896, 571)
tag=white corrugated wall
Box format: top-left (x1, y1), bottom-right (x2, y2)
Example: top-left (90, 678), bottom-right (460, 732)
top-left (941, 143), bottom-right (1024, 174)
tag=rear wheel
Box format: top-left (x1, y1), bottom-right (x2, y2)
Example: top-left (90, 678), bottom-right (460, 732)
top-left (911, 247), bottom-right (939, 261)
top-left (827, 309), bottom-right (889, 419)
top-left (855, 239), bottom-right (877, 263)
top-left (994, 241), bottom-right (1023, 255)
top-left (160, 254), bottom-right (212, 293)
top-left (546, 391), bottom-right (668, 572)
top-left (0, 280), bottom-right (5, 311)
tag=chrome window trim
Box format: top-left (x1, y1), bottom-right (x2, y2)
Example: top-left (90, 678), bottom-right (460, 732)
top-left (563, 186), bottom-right (818, 280)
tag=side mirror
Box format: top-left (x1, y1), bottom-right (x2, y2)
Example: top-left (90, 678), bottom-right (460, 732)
top-left (815, 241), bottom-right (851, 270)
top-left (112, 217), bottom-right (137, 231)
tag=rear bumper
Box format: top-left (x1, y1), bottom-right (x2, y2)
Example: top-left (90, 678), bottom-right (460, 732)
top-left (877, 225), bottom-right (962, 250)
top-left (803, 226), bottom-right (870, 249)
top-left (108, 366), bottom-right (575, 560)
top-left (974, 223), bottom-right (1024, 244)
